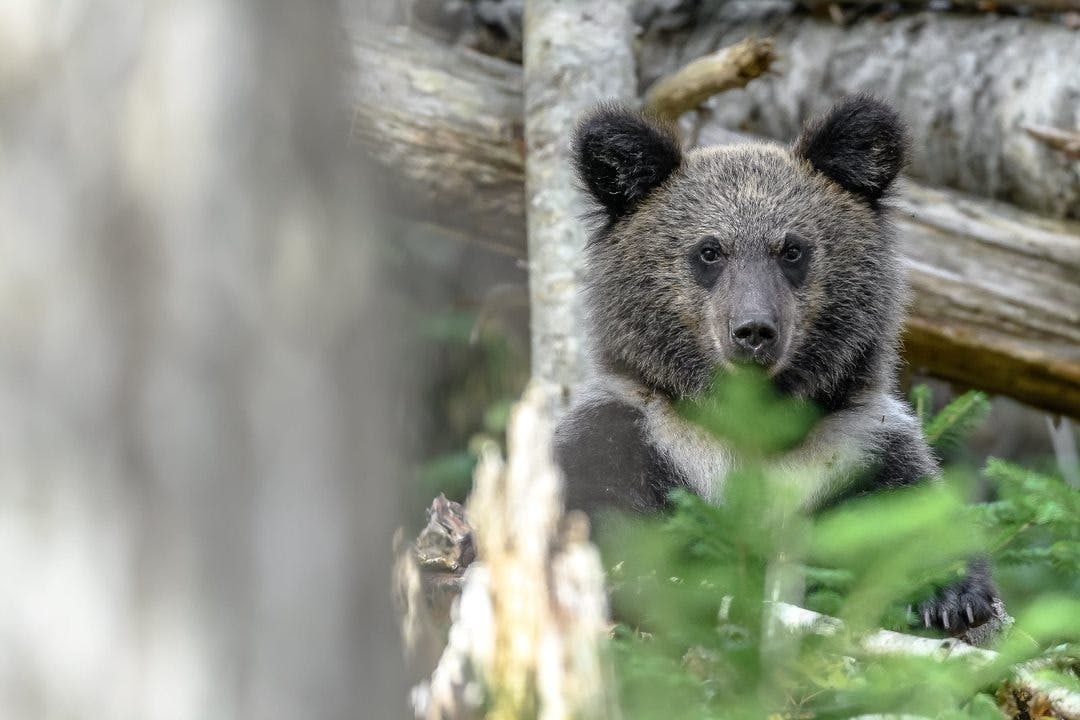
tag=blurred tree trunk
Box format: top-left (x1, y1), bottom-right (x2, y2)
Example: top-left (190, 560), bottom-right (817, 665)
top-left (0, 1), bottom-right (412, 718)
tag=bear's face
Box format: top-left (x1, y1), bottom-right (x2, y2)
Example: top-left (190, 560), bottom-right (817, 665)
top-left (574, 96), bottom-right (909, 409)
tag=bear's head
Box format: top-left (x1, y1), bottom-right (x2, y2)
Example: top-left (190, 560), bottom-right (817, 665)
top-left (573, 95), bottom-right (909, 411)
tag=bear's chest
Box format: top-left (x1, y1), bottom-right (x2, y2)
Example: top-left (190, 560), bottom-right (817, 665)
top-left (640, 404), bottom-right (736, 504)
top-left (641, 397), bottom-right (885, 509)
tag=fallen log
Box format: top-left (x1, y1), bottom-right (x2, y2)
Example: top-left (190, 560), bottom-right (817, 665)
top-left (350, 27), bottom-right (1080, 418)
top-left (349, 27), bottom-right (526, 247)
top-left (668, 10), bottom-right (1080, 219)
top-left (894, 184), bottom-right (1080, 420)
top-left (389, 1), bottom-right (1080, 217)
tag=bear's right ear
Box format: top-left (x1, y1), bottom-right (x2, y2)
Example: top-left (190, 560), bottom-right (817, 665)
top-left (573, 105), bottom-right (682, 222)
top-left (794, 94), bottom-right (908, 202)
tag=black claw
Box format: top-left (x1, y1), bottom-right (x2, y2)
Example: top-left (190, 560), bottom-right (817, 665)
top-left (915, 561), bottom-right (999, 633)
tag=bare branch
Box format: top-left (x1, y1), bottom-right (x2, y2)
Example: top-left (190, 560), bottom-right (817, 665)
top-left (1024, 124), bottom-right (1080, 160)
top-left (642, 38), bottom-right (776, 123)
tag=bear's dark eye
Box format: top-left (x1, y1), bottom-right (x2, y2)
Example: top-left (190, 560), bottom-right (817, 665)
top-left (778, 233), bottom-right (811, 287)
top-left (690, 237), bottom-right (725, 288)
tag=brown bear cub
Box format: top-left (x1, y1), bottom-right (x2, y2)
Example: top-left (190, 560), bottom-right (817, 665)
top-left (554, 95), bottom-right (996, 632)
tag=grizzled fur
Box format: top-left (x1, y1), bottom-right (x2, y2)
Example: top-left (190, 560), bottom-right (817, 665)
top-left (555, 95), bottom-right (996, 632)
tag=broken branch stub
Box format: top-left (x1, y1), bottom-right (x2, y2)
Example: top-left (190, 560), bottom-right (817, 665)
top-left (643, 37), bottom-right (776, 123)
top-left (403, 383), bottom-right (619, 720)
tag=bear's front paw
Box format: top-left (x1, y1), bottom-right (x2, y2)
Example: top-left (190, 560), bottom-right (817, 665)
top-left (915, 567), bottom-right (998, 633)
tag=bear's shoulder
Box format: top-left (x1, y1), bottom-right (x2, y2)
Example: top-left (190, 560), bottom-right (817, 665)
top-left (554, 379), bottom-right (684, 516)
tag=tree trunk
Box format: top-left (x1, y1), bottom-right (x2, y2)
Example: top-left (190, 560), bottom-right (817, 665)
top-left (522, 0), bottom-right (637, 415)
top-left (349, 27), bottom-right (1080, 418)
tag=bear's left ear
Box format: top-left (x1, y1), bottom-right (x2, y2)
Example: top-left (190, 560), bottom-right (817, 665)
top-left (573, 104), bottom-right (683, 222)
top-left (794, 94), bottom-right (908, 202)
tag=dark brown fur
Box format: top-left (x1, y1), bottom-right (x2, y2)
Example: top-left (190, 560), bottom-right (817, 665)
top-left (556, 95), bottom-right (997, 633)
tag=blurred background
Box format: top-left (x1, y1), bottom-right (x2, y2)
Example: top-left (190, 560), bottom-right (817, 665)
top-left (0, 0), bottom-right (1076, 718)
top-left (0, 0), bottom-right (416, 717)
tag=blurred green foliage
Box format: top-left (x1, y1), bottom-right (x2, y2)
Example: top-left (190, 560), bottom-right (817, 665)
top-left (384, 219), bottom-right (529, 515)
top-left (414, 307), bottom-right (527, 504)
top-left (979, 458), bottom-right (1080, 606)
top-left (597, 375), bottom-right (1080, 719)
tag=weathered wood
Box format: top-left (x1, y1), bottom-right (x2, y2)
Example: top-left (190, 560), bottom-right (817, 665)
top-left (522, 1), bottom-right (637, 415)
top-left (671, 11), bottom-right (1080, 219)
top-left (400, 383), bottom-right (618, 720)
top-left (350, 27), bottom-right (1080, 418)
top-left (350, 27), bottom-right (526, 247)
top-left (895, 184), bottom-right (1080, 419)
top-left (642, 37), bottom-right (776, 123)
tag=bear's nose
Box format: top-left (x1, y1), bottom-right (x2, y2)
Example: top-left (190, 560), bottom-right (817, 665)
top-left (731, 317), bottom-right (777, 353)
